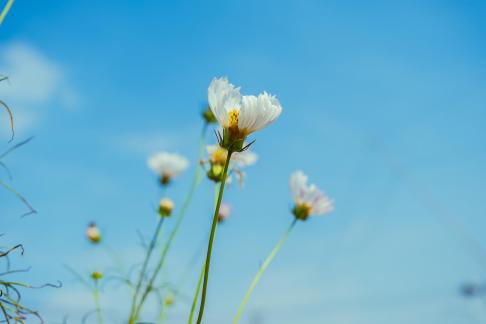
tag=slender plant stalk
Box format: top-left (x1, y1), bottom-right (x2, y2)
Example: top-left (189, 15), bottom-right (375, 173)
top-left (188, 262), bottom-right (205, 324)
top-left (233, 219), bottom-right (298, 324)
top-left (128, 217), bottom-right (165, 321)
top-left (93, 281), bottom-right (103, 324)
top-left (0, 0), bottom-right (14, 25)
top-left (0, 179), bottom-right (36, 216)
top-left (130, 124), bottom-right (208, 322)
top-left (195, 151), bottom-right (233, 324)
top-left (188, 184), bottom-right (219, 323)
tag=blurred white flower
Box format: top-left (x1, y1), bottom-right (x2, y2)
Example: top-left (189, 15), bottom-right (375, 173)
top-left (208, 77), bottom-right (282, 150)
top-left (290, 170), bottom-right (333, 220)
top-left (147, 152), bottom-right (189, 185)
top-left (204, 144), bottom-right (257, 186)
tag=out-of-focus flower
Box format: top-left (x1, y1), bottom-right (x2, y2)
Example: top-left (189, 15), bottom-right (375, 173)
top-left (290, 170), bottom-right (333, 220)
top-left (208, 77), bottom-right (282, 151)
top-left (86, 223), bottom-right (102, 244)
top-left (148, 152), bottom-right (189, 185)
top-left (164, 294), bottom-right (175, 306)
top-left (218, 203), bottom-right (231, 223)
top-left (202, 105), bottom-right (217, 124)
top-left (203, 144), bottom-right (257, 185)
top-left (91, 271), bottom-right (103, 280)
top-left (159, 198), bottom-right (174, 217)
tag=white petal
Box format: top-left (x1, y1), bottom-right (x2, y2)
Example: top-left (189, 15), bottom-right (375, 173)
top-left (208, 77), bottom-right (242, 127)
top-left (290, 170), bottom-right (308, 204)
top-left (240, 92), bottom-right (282, 134)
top-left (231, 149), bottom-right (258, 167)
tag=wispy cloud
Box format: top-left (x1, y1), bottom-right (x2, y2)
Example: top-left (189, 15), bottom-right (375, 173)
top-left (0, 42), bottom-right (79, 137)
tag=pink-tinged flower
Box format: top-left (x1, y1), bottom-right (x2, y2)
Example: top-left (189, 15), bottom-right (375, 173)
top-left (218, 203), bottom-right (232, 223)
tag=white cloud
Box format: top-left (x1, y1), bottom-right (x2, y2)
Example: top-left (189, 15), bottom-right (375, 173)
top-left (0, 42), bottom-right (79, 137)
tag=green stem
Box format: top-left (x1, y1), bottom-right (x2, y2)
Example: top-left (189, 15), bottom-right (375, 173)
top-left (188, 262), bottom-right (205, 324)
top-left (131, 124), bottom-right (208, 322)
top-left (93, 281), bottom-right (103, 324)
top-left (128, 217), bottom-right (165, 321)
top-left (195, 150), bottom-right (233, 324)
top-left (188, 184), bottom-right (219, 324)
top-left (0, 0), bottom-right (14, 25)
top-left (233, 219), bottom-right (298, 324)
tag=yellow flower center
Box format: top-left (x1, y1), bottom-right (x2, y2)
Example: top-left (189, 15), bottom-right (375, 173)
top-left (228, 109), bottom-right (239, 128)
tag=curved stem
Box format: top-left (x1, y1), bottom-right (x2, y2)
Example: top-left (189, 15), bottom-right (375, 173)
top-left (188, 262), bottom-right (205, 324)
top-left (131, 124), bottom-right (208, 322)
top-left (195, 151), bottom-right (233, 324)
top-left (233, 219), bottom-right (297, 324)
top-left (0, 0), bottom-right (14, 25)
top-left (128, 217), bottom-right (165, 322)
top-left (93, 281), bottom-right (103, 324)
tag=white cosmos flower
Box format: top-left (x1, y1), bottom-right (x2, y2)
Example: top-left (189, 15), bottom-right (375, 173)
top-left (290, 170), bottom-right (333, 220)
top-left (208, 77), bottom-right (282, 138)
top-left (148, 152), bottom-right (189, 184)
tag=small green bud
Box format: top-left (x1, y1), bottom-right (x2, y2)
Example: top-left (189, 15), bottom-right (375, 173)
top-left (91, 271), bottom-right (103, 280)
top-left (206, 164), bottom-right (224, 182)
top-left (164, 295), bottom-right (175, 306)
top-left (202, 107), bottom-right (217, 124)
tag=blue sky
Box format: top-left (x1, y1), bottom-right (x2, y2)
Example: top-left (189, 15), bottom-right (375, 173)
top-left (1, 0), bottom-right (486, 323)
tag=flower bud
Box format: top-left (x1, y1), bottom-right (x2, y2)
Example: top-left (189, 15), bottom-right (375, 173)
top-left (91, 271), bottom-right (103, 280)
top-left (159, 198), bottom-right (174, 217)
top-left (86, 223), bottom-right (101, 244)
top-left (202, 106), bottom-right (217, 124)
top-left (206, 164), bottom-right (224, 183)
top-left (159, 174), bottom-right (171, 186)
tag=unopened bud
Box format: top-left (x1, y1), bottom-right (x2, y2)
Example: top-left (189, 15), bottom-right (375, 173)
top-left (86, 223), bottom-right (101, 244)
top-left (159, 198), bottom-right (174, 217)
top-left (91, 271), bottom-right (103, 280)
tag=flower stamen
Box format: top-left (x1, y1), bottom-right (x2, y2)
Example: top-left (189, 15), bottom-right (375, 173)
top-left (228, 109), bottom-right (239, 128)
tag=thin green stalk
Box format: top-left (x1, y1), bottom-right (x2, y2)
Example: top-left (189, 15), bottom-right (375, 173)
top-left (131, 124), bottom-right (208, 322)
top-left (195, 151), bottom-right (233, 324)
top-left (188, 262), bottom-right (205, 324)
top-left (233, 219), bottom-right (298, 324)
top-left (93, 282), bottom-right (103, 324)
top-left (188, 184), bottom-right (219, 324)
top-left (0, 0), bottom-right (14, 25)
top-left (128, 217), bottom-right (165, 321)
